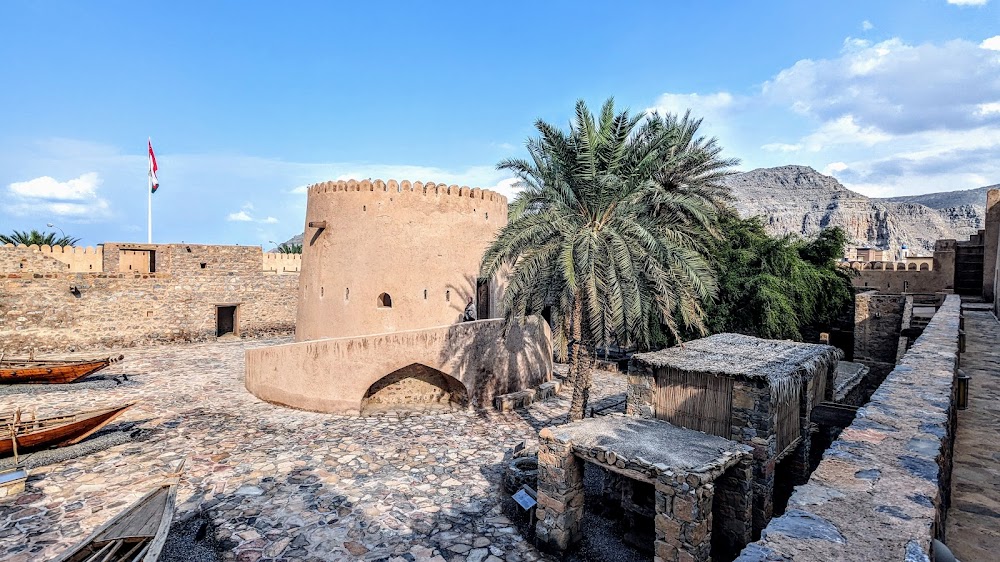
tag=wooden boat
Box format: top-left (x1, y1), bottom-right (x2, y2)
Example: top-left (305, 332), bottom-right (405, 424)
top-left (53, 460), bottom-right (185, 562)
top-left (0, 403), bottom-right (134, 457)
top-left (0, 354), bottom-right (124, 384)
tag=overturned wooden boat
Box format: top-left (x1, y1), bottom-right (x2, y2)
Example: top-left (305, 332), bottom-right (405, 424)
top-left (0, 354), bottom-right (124, 384)
top-left (53, 460), bottom-right (185, 562)
top-left (0, 403), bottom-right (134, 457)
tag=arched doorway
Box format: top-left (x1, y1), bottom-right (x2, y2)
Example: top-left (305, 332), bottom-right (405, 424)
top-left (360, 363), bottom-right (469, 415)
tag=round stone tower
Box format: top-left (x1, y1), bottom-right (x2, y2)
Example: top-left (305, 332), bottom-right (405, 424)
top-left (295, 179), bottom-right (508, 341)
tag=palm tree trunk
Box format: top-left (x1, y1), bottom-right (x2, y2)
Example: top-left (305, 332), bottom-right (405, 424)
top-left (568, 296), bottom-right (591, 421)
top-left (566, 302), bottom-right (581, 387)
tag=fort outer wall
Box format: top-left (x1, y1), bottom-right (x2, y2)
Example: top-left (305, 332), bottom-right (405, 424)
top-left (245, 317), bottom-right (552, 414)
top-left (0, 243), bottom-right (296, 354)
top-left (735, 295), bottom-right (961, 561)
top-left (845, 239), bottom-right (957, 294)
top-left (295, 179), bottom-right (508, 341)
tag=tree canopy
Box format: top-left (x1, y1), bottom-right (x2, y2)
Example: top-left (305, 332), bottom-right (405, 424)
top-left (703, 212), bottom-right (853, 340)
top-left (0, 229), bottom-right (80, 247)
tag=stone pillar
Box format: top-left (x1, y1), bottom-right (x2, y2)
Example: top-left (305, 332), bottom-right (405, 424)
top-left (730, 381), bottom-right (776, 536)
top-left (654, 471), bottom-right (714, 562)
top-left (984, 189), bottom-right (1000, 303)
top-left (535, 428), bottom-right (584, 552)
top-left (626, 359), bottom-right (655, 418)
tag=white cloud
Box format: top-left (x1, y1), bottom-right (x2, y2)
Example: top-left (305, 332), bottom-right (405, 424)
top-left (947, 0), bottom-right (989, 5)
top-left (648, 92), bottom-right (736, 124)
top-left (981, 35), bottom-right (1000, 50)
top-left (260, 216), bottom-right (278, 224)
top-left (978, 102), bottom-right (1000, 115)
top-left (226, 210), bottom-right (253, 222)
top-left (824, 162), bottom-right (849, 174)
top-left (801, 115), bottom-right (893, 151)
top-left (6, 172), bottom-right (111, 219)
top-left (761, 143), bottom-right (803, 152)
top-left (861, 20), bottom-right (874, 31)
top-left (9, 172), bottom-right (101, 200)
top-left (763, 37), bottom-right (1000, 135)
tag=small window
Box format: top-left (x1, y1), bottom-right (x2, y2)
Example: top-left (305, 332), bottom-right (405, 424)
top-left (186, 246), bottom-right (192, 253)
top-left (200, 262), bottom-right (207, 269)
top-left (377, 293), bottom-right (392, 308)
top-left (321, 286), bottom-right (324, 297)
top-left (485, 212), bottom-right (489, 220)
top-left (345, 288), bottom-right (350, 301)
top-left (423, 289), bottom-right (427, 299)
top-left (363, 205), bottom-right (366, 211)
top-left (446, 290), bottom-right (450, 302)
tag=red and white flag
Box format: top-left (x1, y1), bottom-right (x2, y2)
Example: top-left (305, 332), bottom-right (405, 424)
top-left (148, 139), bottom-right (159, 193)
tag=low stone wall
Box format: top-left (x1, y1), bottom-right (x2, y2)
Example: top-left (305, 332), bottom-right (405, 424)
top-left (0, 272), bottom-right (297, 353)
top-left (245, 317), bottom-right (553, 415)
top-left (853, 291), bottom-right (905, 378)
top-left (735, 294), bottom-right (961, 561)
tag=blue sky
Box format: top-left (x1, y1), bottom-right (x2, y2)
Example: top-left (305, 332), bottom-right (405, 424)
top-left (1, 1), bottom-right (998, 246)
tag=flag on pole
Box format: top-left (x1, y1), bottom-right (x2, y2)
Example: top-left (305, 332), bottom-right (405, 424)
top-left (148, 139), bottom-right (159, 193)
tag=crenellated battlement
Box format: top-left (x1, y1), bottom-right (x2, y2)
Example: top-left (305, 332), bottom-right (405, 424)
top-left (263, 252), bottom-right (302, 273)
top-left (305, 179), bottom-right (508, 208)
top-left (1, 243), bottom-right (104, 273)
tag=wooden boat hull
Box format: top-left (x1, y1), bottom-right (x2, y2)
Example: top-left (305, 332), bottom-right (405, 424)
top-left (0, 354), bottom-right (124, 384)
top-left (53, 461), bottom-right (183, 562)
top-left (0, 403), bottom-right (134, 457)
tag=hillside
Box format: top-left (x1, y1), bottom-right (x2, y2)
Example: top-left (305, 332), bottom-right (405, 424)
top-left (721, 166), bottom-right (994, 255)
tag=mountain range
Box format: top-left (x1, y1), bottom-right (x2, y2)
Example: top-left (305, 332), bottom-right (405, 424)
top-left (721, 165), bottom-right (996, 256)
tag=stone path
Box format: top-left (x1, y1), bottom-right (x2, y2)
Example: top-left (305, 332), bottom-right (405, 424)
top-left (0, 338), bottom-right (626, 562)
top-left (947, 306), bottom-right (1000, 562)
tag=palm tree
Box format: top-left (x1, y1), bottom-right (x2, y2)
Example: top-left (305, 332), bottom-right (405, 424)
top-left (276, 243), bottom-right (303, 254)
top-left (480, 98), bottom-right (737, 420)
top-left (0, 229), bottom-right (80, 247)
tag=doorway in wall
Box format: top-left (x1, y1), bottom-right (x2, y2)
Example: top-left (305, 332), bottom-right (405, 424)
top-left (476, 278), bottom-right (490, 320)
top-left (216, 305), bottom-right (238, 337)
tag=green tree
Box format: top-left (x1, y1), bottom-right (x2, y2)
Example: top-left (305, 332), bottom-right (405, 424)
top-left (0, 229), bottom-right (80, 247)
top-left (276, 242), bottom-right (302, 254)
top-left (481, 98), bottom-right (737, 420)
top-left (705, 212), bottom-right (853, 340)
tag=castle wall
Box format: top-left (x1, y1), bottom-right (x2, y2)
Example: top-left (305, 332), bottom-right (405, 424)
top-left (0, 243), bottom-right (298, 354)
top-left (0, 272), bottom-right (296, 353)
top-left (846, 239), bottom-right (956, 294)
top-left (295, 179), bottom-right (508, 341)
top-left (263, 253), bottom-right (301, 274)
top-left (853, 291), bottom-right (906, 379)
top-left (0, 244), bottom-right (76, 274)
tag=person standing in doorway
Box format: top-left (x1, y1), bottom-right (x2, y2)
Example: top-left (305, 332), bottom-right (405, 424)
top-left (463, 297), bottom-right (477, 322)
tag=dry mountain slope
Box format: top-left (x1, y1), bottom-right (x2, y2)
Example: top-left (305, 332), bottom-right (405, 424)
top-left (722, 165), bottom-right (993, 255)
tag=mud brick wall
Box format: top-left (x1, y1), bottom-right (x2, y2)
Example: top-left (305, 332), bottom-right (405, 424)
top-left (0, 271), bottom-right (297, 354)
top-left (735, 295), bottom-right (961, 562)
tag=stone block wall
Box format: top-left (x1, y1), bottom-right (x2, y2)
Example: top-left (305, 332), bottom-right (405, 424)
top-left (847, 239), bottom-right (956, 294)
top-left (853, 291), bottom-right (905, 378)
top-left (735, 295), bottom-right (961, 561)
top-left (0, 245), bottom-right (75, 274)
top-left (0, 271), bottom-right (297, 354)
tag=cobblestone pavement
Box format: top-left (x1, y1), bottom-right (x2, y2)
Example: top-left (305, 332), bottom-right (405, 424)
top-left (947, 306), bottom-right (1000, 562)
top-left (0, 338), bottom-right (627, 562)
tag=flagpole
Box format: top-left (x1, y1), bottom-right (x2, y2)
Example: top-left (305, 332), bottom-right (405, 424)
top-left (147, 168), bottom-right (153, 244)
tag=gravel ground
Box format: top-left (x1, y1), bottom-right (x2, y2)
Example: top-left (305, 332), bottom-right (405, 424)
top-left (0, 429), bottom-right (140, 471)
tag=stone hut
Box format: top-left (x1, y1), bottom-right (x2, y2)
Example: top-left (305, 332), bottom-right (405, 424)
top-left (536, 415), bottom-right (753, 562)
top-left (626, 333), bottom-right (841, 533)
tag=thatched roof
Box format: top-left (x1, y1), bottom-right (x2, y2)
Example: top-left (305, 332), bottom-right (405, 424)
top-left (633, 333), bottom-right (842, 385)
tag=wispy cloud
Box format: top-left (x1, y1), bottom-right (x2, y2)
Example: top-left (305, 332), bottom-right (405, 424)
top-left (861, 20), bottom-right (874, 31)
top-left (947, 0), bottom-right (989, 5)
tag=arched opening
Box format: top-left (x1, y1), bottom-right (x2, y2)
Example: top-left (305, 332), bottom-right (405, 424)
top-left (377, 292), bottom-right (392, 308)
top-left (908, 263), bottom-right (917, 270)
top-left (919, 263), bottom-right (929, 271)
top-left (360, 363), bottom-right (468, 415)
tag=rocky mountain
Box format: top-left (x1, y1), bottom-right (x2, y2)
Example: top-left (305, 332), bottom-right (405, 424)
top-left (722, 165), bottom-right (995, 256)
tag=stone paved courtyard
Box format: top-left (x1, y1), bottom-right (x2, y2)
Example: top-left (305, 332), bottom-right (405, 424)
top-left (0, 338), bottom-right (627, 562)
